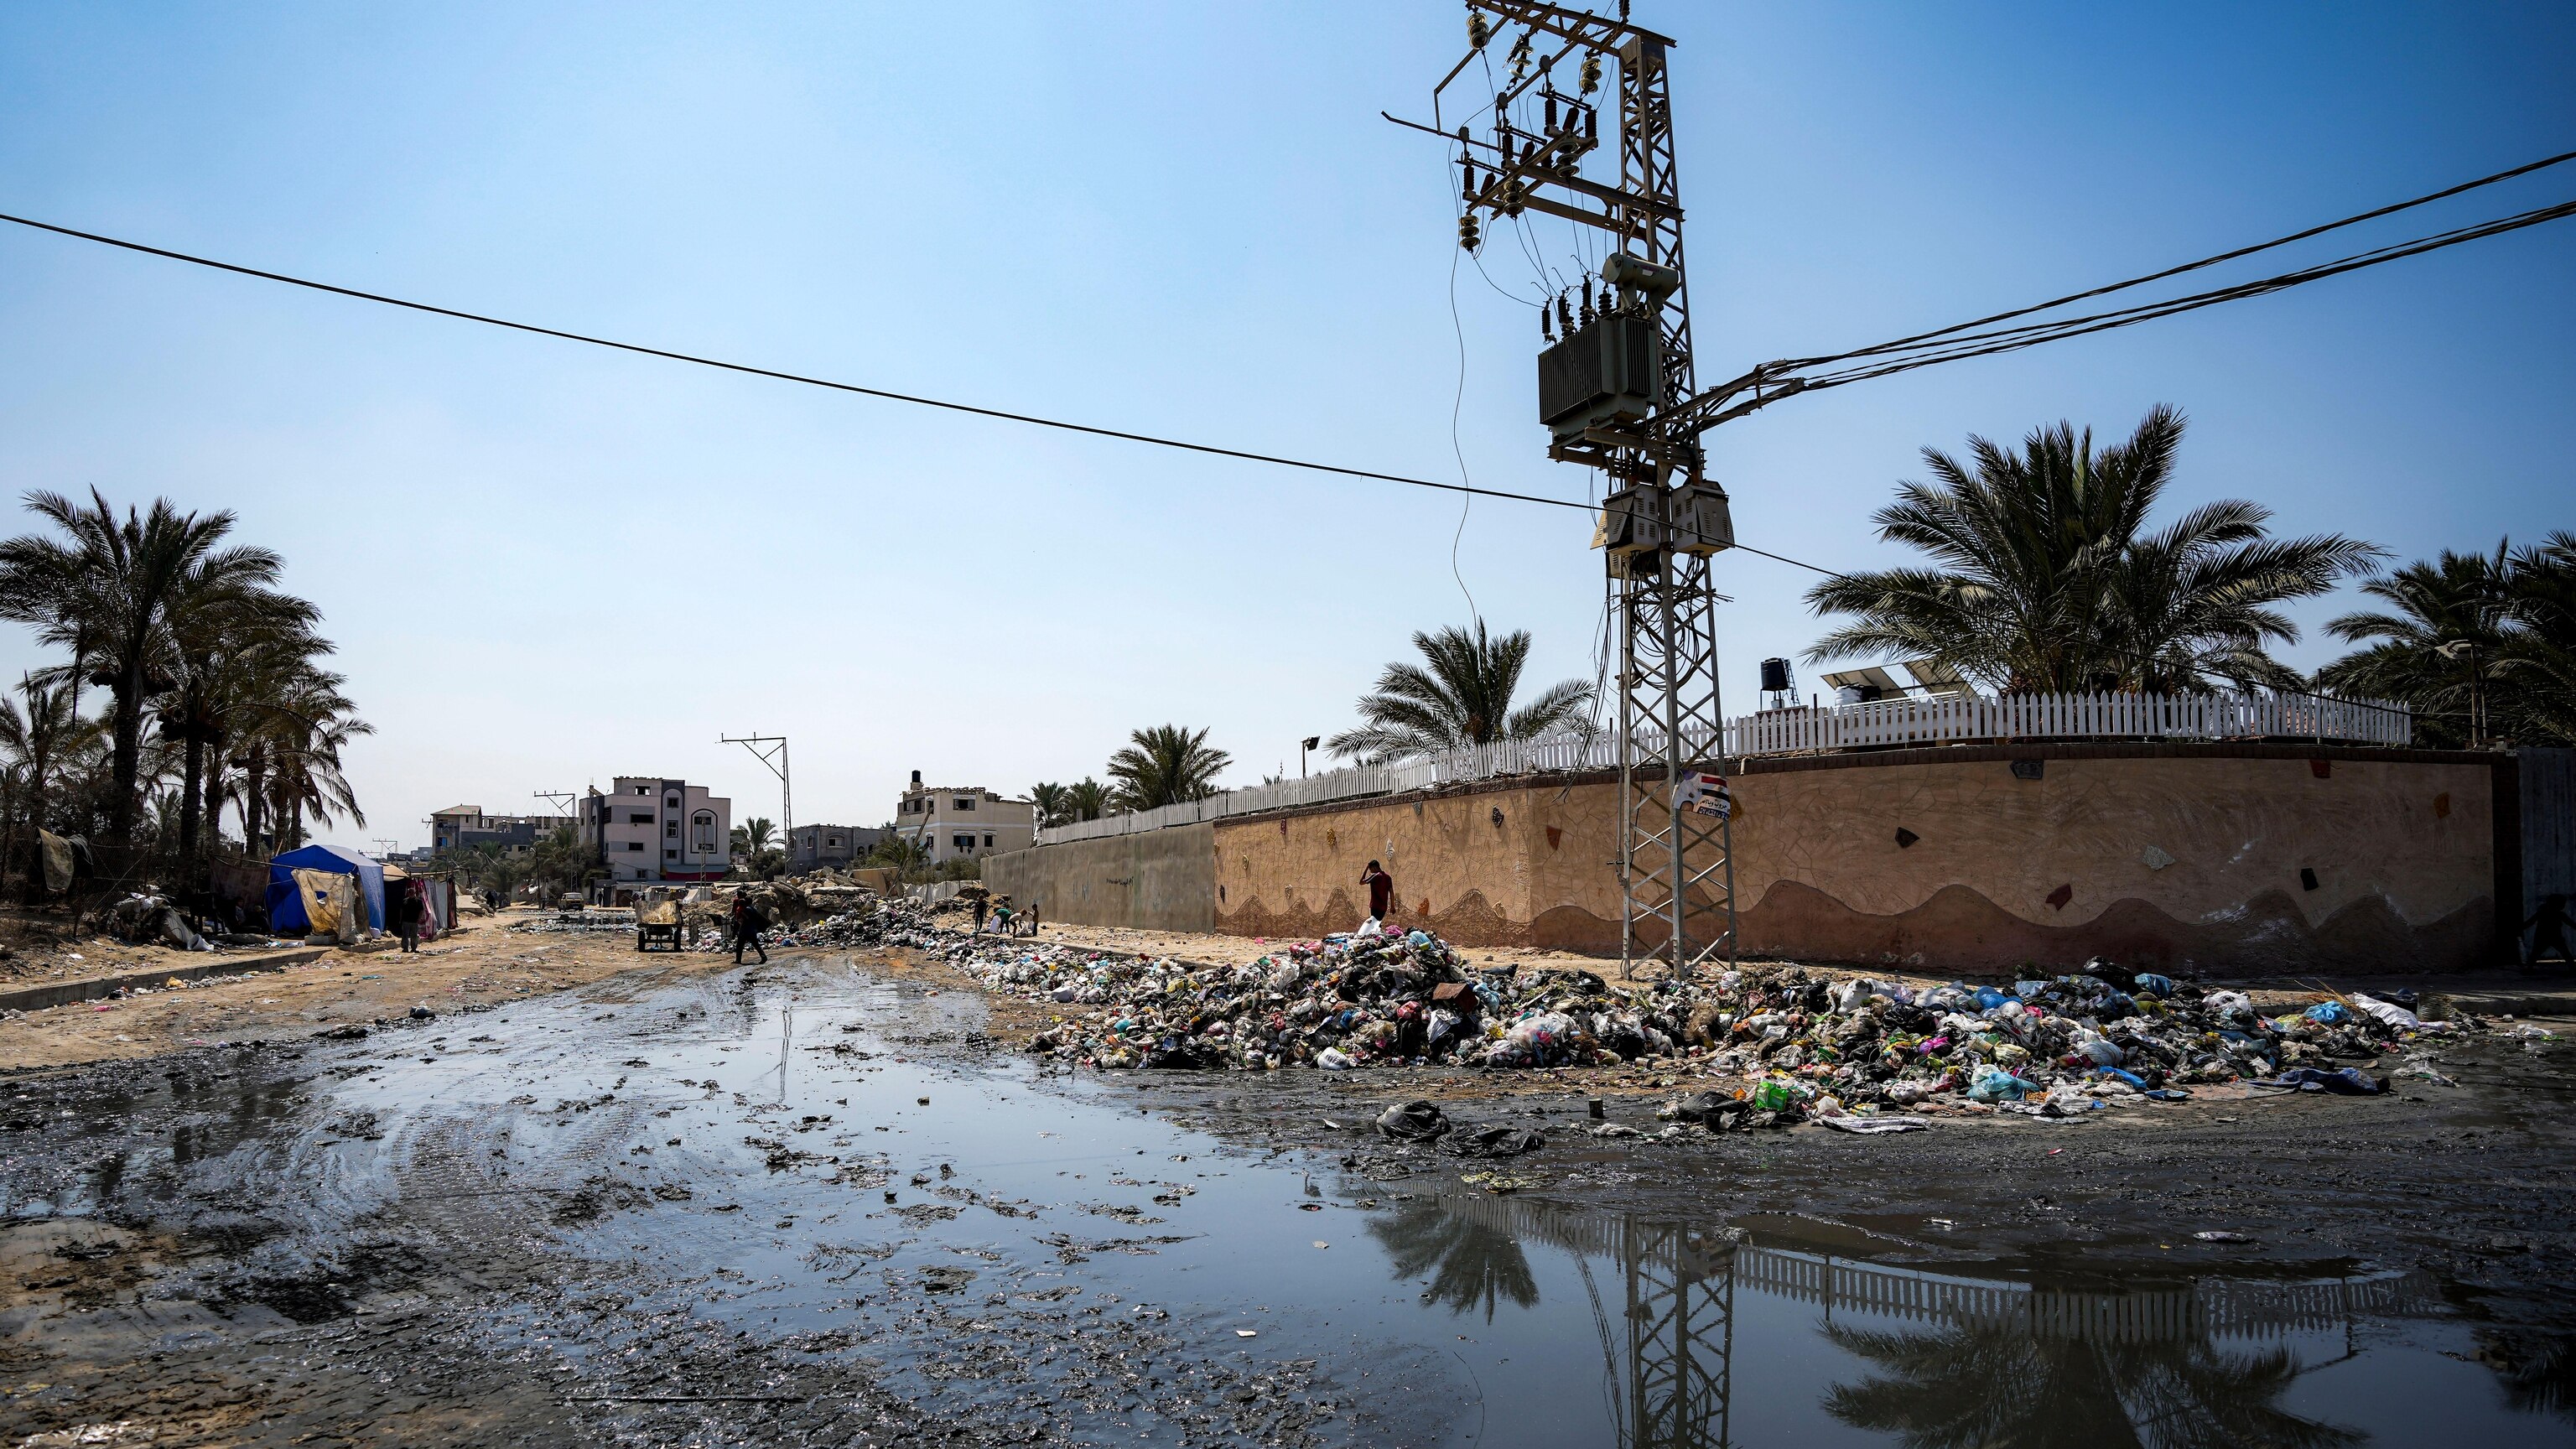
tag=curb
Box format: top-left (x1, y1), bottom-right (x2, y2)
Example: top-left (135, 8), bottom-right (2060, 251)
top-left (0, 948), bottom-right (335, 1015)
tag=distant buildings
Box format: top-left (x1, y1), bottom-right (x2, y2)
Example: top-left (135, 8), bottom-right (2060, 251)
top-left (579, 778), bottom-right (732, 883)
top-left (428, 805), bottom-right (575, 856)
top-left (789, 823), bottom-right (882, 874)
top-left (891, 773), bottom-right (1033, 865)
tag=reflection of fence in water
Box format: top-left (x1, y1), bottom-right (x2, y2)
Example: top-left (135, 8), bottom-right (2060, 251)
top-left (1442, 1189), bottom-right (2434, 1343)
top-left (1733, 1244), bottom-right (2438, 1342)
top-left (1434, 1192), bottom-right (2437, 1448)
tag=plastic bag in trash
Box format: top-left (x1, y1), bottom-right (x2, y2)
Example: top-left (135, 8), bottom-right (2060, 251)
top-left (1375, 1100), bottom-right (1453, 1141)
top-left (1968, 1064), bottom-right (2036, 1102)
top-left (1444, 1124), bottom-right (1545, 1158)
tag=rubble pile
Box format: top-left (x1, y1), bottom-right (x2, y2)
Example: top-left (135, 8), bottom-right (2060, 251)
top-left (506, 908), bottom-right (639, 936)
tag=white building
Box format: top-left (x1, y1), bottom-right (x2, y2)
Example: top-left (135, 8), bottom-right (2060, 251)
top-left (891, 772), bottom-right (1033, 865)
top-left (580, 777), bottom-right (732, 883)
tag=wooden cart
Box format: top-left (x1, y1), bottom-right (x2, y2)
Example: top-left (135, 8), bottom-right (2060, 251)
top-left (636, 894), bottom-right (684, 953)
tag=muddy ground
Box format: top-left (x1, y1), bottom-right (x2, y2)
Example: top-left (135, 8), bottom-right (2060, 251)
top-left (2, 943), bottom-right (2571, 1447)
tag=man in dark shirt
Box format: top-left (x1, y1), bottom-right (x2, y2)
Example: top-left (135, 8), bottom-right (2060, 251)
top-left (1361, 860), bottom-right (1394, 924)
top-left (392, 881), bottom-right (423, 953)
top-left (730, 894), bottom-right (768, 964)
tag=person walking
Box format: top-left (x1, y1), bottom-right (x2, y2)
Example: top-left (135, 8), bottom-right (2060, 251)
top-left (970, 891), bottom-right (989, 933)
top-left (730, 893), bottom-right (768, 964)
top-left (1361, 860), bottom-right (1394, 926)
top-left (392, 880), bottom-right (423, 953)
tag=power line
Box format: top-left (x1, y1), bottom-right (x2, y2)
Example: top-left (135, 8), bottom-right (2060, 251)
top-left (0, 210), bottom-right (1597, 517)
top-left (1800, 195), bottom-right (2576, 389)
top-left (0, 205), bottom-right (1870, 583)
top-left (1797, 148), bottom-right (2576, 370)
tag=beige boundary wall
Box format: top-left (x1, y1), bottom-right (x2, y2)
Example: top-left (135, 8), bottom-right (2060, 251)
top-left (991, 744), bottom-right (2506, 974)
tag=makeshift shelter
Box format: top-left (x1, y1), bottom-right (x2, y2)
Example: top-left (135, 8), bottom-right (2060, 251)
top-left (266, 844), bottom-right (386, 937)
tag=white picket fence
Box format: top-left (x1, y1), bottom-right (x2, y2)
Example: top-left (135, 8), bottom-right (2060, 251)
top-left (1730, 690), bottom-right (2411, 756)
top-left (1032, 689), bottom-right (2409, 846)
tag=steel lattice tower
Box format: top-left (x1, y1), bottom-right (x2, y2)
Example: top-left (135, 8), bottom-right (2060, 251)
top-left (1428, 2), bottom-right (1737, 976)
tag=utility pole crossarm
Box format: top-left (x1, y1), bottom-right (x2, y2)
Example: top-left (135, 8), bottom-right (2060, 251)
top-left (719, 734), bottom-right (793, 844)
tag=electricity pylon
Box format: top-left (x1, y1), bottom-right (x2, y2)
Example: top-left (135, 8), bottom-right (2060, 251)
top-left (1407, 1), bottom-right (1737, 976)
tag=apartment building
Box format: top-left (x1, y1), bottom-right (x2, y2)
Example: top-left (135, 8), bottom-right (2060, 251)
top-left (789, 823), bottom-right (882, 874)
top-left (890, 772), bottom-right (1033, 865)
top-left (579, 778), bottom-right (732, 882)
top-left (428, 805), bottom-right (575, 856)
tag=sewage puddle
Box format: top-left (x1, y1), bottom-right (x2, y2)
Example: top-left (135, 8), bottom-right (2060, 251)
top-left (19, 958), bottom-right (2571, 1447)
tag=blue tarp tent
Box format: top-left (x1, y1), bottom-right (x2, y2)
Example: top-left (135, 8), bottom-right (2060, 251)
top-left (266, 843), bottom-right (386, 935)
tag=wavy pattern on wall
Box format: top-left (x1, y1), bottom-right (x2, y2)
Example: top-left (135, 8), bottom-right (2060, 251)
top-left (1254, 879), bottom-right (2495, 974)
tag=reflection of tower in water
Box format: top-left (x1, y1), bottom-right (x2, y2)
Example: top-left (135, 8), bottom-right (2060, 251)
top-left (1431, 1193), bottom-right (2438, 1449)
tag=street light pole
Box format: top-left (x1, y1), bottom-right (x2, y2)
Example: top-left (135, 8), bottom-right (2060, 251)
top-left (1301, 735), bottom-right (1321, 779)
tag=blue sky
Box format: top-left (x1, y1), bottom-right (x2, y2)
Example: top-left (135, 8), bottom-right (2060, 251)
top-left (0, 2), bottom-right (2568, 852)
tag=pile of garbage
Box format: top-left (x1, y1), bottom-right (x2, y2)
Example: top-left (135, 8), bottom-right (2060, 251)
top-left (916, 913), bottom-right (2499, 1111)
top-left (101, 891), bottom-right (210, 952)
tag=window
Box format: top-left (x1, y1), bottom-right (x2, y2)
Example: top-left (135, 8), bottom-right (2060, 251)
top-left (665, 820), bottom-right (678, 838)
top-left (952, 834), bottom-right (975, 852)
top-left (633, 786), bottom-right (648, 796)
top-left (693, 811), bottom-right (717, 850)
top-left (983, 834), bottom-right (994, 848)
top-left (664, 848), bottom-right (678, 860)
top-left (627, 841), bottom-right (646, 852)
top-left (953, 797), bottom-right (975, 812)
top-left (629, 811), bottom-right (653, 824)
top-left (666, 795), bottom-right (679, 808)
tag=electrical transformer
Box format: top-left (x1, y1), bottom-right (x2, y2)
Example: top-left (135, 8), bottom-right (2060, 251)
top-left (1538, 311), bottom-right (1660, 443)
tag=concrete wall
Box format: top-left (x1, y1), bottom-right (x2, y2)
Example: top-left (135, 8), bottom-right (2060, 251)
top-left (983, 822), bottom-right (1216, 932)
top-left (1000, 745), bottom-right (2503, 974)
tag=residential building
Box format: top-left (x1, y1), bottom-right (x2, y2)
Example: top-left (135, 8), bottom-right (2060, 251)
top-left (428, 805), bottom-right (575, 856)
top-left (579, 778), bottom-right (732, 883)
top-left (789, 823), bottom-right (882, 874)
top-left (890, 772), bottom-right (1033, 865)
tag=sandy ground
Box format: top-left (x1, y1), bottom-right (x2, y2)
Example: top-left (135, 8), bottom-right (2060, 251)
top-left (0, 907), bottom-right (747, 1072)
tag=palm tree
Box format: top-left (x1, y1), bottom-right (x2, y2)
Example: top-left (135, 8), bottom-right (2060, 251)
top-left (1062, 777), bottom-right (1111, 823)
top-left (157, 580), bottom-right (325, 860)
top-left (244, 670), bottom-right (369, 852)
top-left (1327, 621), bottom-right (1594, 763)
top-left (1029, 782), bottom-right (1075, 829)
top-left (2502, 532), bottom-right (2576, 744)
top-left (732, 817), bottom-right (778, 855)
top-left (0, 673), bottom-right (95, 898)
top-left (1106, 725), bottom-right (1230, 810)
top-left (2320, 532), bottom-right (2576, 746)
top-left (2317, 544), bottom-right (2515, 746)
top-left (1805, 407), bottom-right (2376, 694)
top-left (0, 489), bottom-right (288, 845)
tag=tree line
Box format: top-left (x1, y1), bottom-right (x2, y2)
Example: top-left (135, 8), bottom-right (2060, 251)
top-left (0, 489), bottom-right (366, 882)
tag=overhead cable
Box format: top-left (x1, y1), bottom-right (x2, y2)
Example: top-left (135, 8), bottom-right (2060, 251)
top-left (0, 210), bottom-right (1595, 517)
top-left (1790, 147), bottom-right (2576, 370)
top-left (1794, 195), bottom-right (2576, 392)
